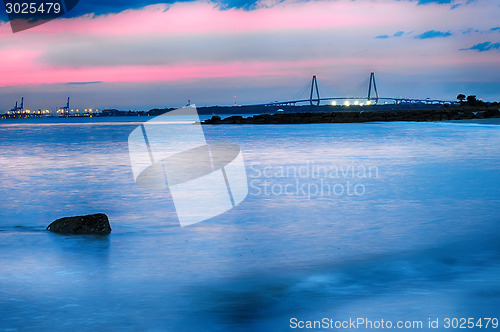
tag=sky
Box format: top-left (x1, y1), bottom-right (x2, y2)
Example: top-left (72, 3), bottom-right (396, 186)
top-left (1, 0), bottom-right (500, 111)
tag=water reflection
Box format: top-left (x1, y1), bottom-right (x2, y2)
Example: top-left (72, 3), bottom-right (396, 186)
top-left (0, 119), bottom-right (499, 330)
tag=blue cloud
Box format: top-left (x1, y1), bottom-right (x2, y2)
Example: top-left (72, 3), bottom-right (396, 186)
top-left (375, 31), bottom-right (405, 39)
top-left (67, 81), bottom-right (103, 85)
top-left (0, 0), bottom-right (479, 22)
top-left (66, 0), bottom-right (258, 15)
top-left (407, 0), bottom-right (478, 8)
top-left (0, 0), bottom-right (257, 19)
top-left (417, 0), bottom-right (453, 4)
top-left (415, 30), bottom-right (452, 39)
top-left (461, 28), bottom-right (481, 35)
top-left (461, 42), bottom-right (500, 52)
top-left (66, 0), bottom-right (474, 14)
top-left (0, 0), bottom-right (473, 21)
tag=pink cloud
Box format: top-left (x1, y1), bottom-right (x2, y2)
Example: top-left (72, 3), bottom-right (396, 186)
top-left (1, 1), bottom-right (407, 37)
top-left (0, 59), bottom-right (328, 86)
top-left (0, 0), bottom-right (499, 89)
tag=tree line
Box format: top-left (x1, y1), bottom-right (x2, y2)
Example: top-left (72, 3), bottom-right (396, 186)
top-left (456, 94), bottom-right (487, 106)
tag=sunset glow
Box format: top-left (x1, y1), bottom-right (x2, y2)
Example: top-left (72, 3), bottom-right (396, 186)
top-left (1, 0), bottom-right (499, 108)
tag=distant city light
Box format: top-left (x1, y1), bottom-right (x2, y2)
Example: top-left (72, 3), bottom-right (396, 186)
top-left (366, 100), bottom-right (372, 105)
top-left (3, 104), bottom-right (103, 118)
top-left (331, 101), bottom-right (336, 106)
top-left (354, 100), bottom-right (359, 105)
top-left (344, 101), bottom-right (350, 107)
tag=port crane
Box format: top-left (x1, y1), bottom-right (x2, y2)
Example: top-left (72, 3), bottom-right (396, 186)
top-left (59, 97), bottom-right (70, 114)
top-left (8, 97), bottom-right (24, 113)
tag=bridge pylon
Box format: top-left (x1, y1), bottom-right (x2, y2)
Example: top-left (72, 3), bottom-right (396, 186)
top-left (310, 75), bottom-right (320, 106)
top-left (367, 72), bottom-right (378, 105)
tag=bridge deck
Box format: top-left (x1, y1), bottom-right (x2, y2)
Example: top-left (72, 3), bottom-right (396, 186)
top-left (257, 96), bottom-right (456, 107)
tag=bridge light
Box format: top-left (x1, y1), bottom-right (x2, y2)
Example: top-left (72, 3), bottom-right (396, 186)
top-left (366, 100), bottom-right (371, 105)
top-left (360, 103), bottom-right (364, 106)
top-left (354, 100), bottom-right (359, 105)
top-left (331, 101), bottom-right (336, 106)
top-left (344, 101), bottom-right (350, 107)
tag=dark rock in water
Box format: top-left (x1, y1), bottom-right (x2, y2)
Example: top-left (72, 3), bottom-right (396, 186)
top-left (47, 213), bottom-right (111, 235)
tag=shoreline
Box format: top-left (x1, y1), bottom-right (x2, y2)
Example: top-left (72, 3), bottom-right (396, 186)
top-left (201, 106), bottom-right (500, 125)
top-left (0, 103), bottom-right (451, 119)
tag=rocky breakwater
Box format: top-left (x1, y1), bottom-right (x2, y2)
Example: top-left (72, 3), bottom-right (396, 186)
top-left (202, 107), bottom-right (500, 125)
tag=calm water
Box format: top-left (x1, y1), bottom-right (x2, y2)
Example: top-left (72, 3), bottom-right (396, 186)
top-left (0, 116), bottom-right (499, 331)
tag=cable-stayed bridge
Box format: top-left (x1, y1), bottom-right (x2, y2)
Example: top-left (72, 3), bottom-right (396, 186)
top-left (257, 73), bottom-right (456, 107)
